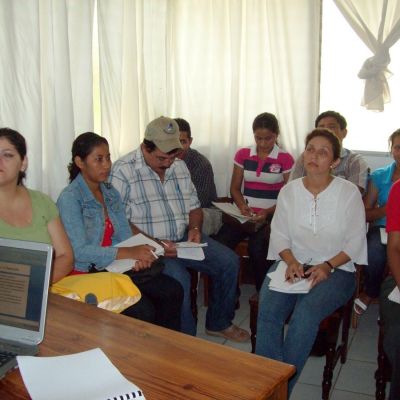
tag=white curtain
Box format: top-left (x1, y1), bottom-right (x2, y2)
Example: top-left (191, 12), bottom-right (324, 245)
top-left (334, 0), bottom-right (400, 111)
top-left (0, 0), bottom-right (94, 199)
top-left (97, 0), bottom-right (321, 195)
top-left (1, 0), bottom-right (320, 198)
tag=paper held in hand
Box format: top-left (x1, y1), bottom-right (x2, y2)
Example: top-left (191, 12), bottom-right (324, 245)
top-left (268, 261), bottom-right (312, 294)
top-left (106, 234), bottom-right (164, 274)
top-left (211, 202), bottom-right (251, 224)
top-left (17, 348), bottom-right (145, 400)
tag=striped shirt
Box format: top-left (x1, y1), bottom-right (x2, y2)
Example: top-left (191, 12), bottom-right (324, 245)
top-left (234, 144), bottom-right (294, 211)
top-left (109, 147), bottom-right (200, 241)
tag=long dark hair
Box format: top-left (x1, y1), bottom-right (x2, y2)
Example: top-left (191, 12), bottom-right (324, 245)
top-left (0, 127), bottom-right (27, 185)
top-left (68, 132), bottom-right (108, 182)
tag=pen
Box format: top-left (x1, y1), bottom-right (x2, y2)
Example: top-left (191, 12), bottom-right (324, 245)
top-left (245, 199), bottom-right (256, 217)
top-left (150, 250), bottom-right (159, 259)
top-left (160, 240), bottom-right (169, 248)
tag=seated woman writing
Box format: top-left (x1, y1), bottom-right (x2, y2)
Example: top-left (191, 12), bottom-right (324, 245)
top-left (216, 112), bottom-right (294, 291)
top-left (0, 128), bottom-right (73, 282)
top-left (354, 129), bottom-right (400, 315)
top-left (57, 132), bottom-right (183, 331)
top-left (255, 128), bottom-right (367, 395)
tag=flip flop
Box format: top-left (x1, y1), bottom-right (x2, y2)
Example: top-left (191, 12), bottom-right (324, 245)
top-left (354, 298), bottom-right (368, 315)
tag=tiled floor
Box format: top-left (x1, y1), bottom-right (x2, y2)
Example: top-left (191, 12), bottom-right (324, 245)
top-left (196, 283), bottom-right (387, 400)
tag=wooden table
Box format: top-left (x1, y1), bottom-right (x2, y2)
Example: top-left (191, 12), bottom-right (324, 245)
top-left (0, 294), bottom-right (295, 399)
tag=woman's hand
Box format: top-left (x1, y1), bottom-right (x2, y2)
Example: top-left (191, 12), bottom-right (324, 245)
top-left (128, 244), bottom-right (156, 270)
top-left (285, 261), bottom-right (305, 283)
top-left (239, 203), bottom-right (254, 217)
top-left (305, 263), bottom-right (331, 288)
top-left (251, 209), bottom-right (268, 223)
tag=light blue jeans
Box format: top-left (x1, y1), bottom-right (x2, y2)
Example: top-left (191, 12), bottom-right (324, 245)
top-left (255, 262), bottom-right (355, 396)
top-left (163, 233), bottom-right (239, 336)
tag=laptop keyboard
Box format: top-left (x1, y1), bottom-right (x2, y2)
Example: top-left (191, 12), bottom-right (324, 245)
top-left (0, 350), bottom-right (16, 367)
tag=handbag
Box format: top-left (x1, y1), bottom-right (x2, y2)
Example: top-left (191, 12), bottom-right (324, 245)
top-left (50, 272), bottom-right (141, 313)
top-left (124, 259), bottom-right (165, 284)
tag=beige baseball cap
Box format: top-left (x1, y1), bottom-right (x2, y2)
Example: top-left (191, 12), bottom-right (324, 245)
top-left (144, 116), bottom-right (182, 153)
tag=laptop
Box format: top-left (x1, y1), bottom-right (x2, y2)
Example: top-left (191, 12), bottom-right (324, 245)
top-left (0, 237), bottom-right (53, 378)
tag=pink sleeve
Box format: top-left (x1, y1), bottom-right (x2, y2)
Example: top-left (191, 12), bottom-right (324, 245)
top-left (280, 152), bottom-right (295, 173)
top-left (233, 148), bottom-right (248, 168)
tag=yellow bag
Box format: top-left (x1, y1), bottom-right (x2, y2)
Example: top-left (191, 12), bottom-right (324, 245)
top-left (50, 272), bottom-right (141, 313)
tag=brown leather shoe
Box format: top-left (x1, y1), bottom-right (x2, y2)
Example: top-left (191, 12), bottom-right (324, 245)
top-left (206, 324), bottom-right (250, 342)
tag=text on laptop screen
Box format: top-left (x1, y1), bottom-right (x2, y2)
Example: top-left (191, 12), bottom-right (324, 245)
top-left (0, 245), bottom-right (48, 332)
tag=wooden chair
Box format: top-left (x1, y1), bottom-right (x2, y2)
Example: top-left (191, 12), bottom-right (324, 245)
top-left (375, 318), bottom-right (391, 400)
top-left (249, 290), bottom-right (354, 400)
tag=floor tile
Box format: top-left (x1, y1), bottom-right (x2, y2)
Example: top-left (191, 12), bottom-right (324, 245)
top-left (348, 332), bottom-right (378, 363)
top-left (290, 383), bottom-right (321, 400)
top-left (297, 354), bottom-right (341, 387)
top-left (334, 359), bottom-right (377, 395)
top-left (356, 304), bottom-right (380, 333)
top-left (330, 389), bottom-right (375, 400)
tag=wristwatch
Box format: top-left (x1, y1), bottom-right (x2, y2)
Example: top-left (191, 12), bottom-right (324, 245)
top-left (324, 260), bottom-right (335, 272)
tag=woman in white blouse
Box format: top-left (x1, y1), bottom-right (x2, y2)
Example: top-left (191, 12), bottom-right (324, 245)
top-left (255, 128), bottom-right (367, 395)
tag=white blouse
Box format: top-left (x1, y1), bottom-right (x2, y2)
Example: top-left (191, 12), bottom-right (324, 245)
top-left (267, 177), bottom-right (368, 272)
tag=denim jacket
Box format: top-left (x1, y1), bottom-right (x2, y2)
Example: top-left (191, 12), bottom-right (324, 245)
top-left (57, 173), bottom-right (132, 271)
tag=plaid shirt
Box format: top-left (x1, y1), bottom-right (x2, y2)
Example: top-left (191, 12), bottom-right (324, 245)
top-left (109, 147), bottom-right (201, 241)
top-left (289, 148), bottom-right (369, 193)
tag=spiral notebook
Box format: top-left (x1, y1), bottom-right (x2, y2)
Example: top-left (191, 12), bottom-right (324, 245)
top-left (17, 348), bottom-right (145, 400)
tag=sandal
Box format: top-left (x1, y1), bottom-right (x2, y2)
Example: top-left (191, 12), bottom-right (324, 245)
top-left (206, 324), bottom-right (250, 342)
top-left (354, 298), bottom-right (368, 315)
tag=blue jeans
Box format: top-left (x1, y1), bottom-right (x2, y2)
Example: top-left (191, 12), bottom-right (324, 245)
top-left (255, 262), bottom-right (355, 395)
top-left (365, 225), bottom-right (387, 298)
top-left (162, 233), bottom-right (239, 336)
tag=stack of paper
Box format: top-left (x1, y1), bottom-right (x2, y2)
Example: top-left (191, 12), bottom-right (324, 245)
top-left (17, 348), bottom-right (145, 400)
top-left (175, 241), bottom-right (207, 261)
top-left (211, 202), bottom-right (251, 224)
top-left (268, 261), bottom-right (312, 294)
top-left (106, 234), bottom-right (209, 270)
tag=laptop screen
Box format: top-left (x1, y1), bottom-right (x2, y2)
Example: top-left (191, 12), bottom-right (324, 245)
top-left (0, 244), bottom-right (50, 332)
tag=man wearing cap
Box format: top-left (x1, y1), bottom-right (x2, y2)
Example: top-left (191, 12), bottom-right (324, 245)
top-left (110, 116), bottom-right (249, 341)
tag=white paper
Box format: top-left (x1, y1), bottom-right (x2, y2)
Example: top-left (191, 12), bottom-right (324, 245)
top-left (17, 348), bottom-right (145, 400)
top-left (177, 247), bottom-right (205, 260)
top-left (175, 241), bottom-right (208, 248)
top-left (380, 228), bottom-right (388, 245)
top-left (106, 234), bottom-right (164, 273)
top-left (388, 286), bottom-right (400, 304)
top-left (268, 261), bottom-right (312, 294)
top-left (211, 202), bottom-right (251, 224)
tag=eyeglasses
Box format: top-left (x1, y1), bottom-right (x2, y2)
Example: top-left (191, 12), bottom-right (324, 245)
top-left (152, 150), bottom-right (182, 164)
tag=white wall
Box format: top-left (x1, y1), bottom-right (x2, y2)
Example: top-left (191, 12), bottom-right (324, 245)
top-left (357, 150), bottom-right (393, 173)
